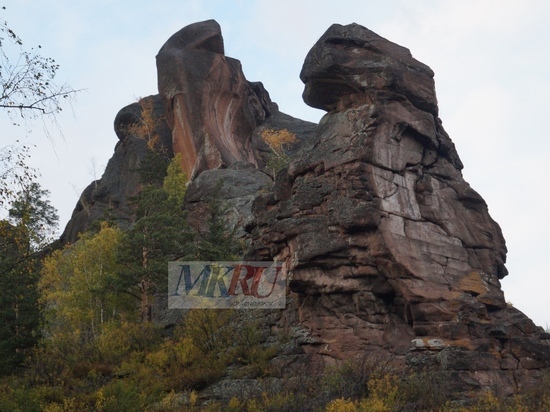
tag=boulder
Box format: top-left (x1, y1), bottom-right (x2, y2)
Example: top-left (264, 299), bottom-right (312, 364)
top-left (300, 23), bottom-right (438, 116)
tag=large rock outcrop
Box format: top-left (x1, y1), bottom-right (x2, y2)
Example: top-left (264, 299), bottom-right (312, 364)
top-left (156, 20), bottom-right (273, 179)
top-left (248, 23), bottom-right (550, 397)
top-left (62, 20), bottom-right (550, 400)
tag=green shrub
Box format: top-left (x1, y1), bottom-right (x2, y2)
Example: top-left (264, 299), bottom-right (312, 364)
top-left (100, 379), bottom-right (162, 412)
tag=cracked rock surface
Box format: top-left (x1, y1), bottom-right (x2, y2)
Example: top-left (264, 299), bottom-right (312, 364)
top-left (62, 20), bottom-right (550, 399)
top-left (248, 23), bottom-right (550, 397)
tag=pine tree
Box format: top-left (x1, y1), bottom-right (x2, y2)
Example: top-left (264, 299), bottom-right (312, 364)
top-left (195, 185), bottom-right (242, 261)
top-left (117, 155), bottom-right (192, 321)
top-left (0, 221), bottom-right (37, 375)
top-left (0, 183), bottom-right (57, 375)
top-left (8, 182), bottom-right (58, 250)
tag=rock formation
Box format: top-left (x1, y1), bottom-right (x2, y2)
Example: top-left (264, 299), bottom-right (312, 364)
top-left (156, 20), bottom-right (272, 179)
top-left (62, 20), bottom-right (550, 400)
top-left (60, 95), bottom-right (172, 243)
top-left (249, 23), bottom-right (550, 397)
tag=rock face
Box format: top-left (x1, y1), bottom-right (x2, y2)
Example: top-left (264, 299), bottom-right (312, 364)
top-left (156, 20), bottom-right (272, 180)
top-left (60, 95), bottom-right (172, 243)
top-left (62, 20), bottom-right (550, 400)
top-left (248, 23), bottom-right (550, 397)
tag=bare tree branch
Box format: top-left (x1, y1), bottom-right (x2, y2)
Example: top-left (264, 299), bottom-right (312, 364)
top-left (0, 8), bottom-right (81, 208)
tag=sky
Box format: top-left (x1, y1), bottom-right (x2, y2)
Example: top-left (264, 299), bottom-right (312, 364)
top-left (1, 0), bottom-right (549, 328)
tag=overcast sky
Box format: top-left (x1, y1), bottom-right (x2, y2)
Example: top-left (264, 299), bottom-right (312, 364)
top-left (2, 0), bottom-right (549, 328)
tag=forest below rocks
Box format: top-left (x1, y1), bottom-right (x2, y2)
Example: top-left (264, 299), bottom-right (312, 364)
top-left (2, 144), bottom-right (549, 412)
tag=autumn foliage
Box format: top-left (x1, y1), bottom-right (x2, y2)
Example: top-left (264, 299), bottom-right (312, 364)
top-left (260, 128), bottom-right (296, 158)
top-left (260, 128), bottom-right (296, 176)
top-left (125, 97), bottom-right (166, 152)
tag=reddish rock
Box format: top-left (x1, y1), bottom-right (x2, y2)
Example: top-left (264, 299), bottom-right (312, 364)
top-left (63, 20), bottom-right (550, 401)
top-left (249, 22), bottom-right (550, 397)
top-left (300, 23), bottom-right (438, 116)
top-left (156, 20), bottom-right (270, 179)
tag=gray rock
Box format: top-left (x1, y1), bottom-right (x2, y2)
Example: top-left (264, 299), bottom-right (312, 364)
top-left (60, 95), bottom-right (172, 243)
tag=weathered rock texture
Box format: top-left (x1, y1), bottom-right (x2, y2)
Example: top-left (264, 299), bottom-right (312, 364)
top-left (156, 20), bottom-right (273, 179)
top-left (60, 95), bottom-right (172, 243)
top-left (248, 23), bottom-right (550, 397)
top-left (62, 20), bottom-right (550, 400)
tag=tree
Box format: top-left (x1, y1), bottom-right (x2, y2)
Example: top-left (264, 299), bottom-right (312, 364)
top-left (0, 220), bottom-right (38, 375)
top-left (39, 224), bottom-right (132, 345)
top-left (0, 7), bottom-right (80, 208)
top-left (123, 97), bottom-right (164, 152)
top-left (0, 143), bottom-right (36, 208)
top-left (260, 128), bottom-right (296, 177)
top-left (261, 128), bottom-right (296, 158)
top-left (8, 182), bottom-right (58, 250)
top-left (0, 183), bottom-right (58, 375)
top-left (117, 155), bottom-right (192, 321)
top-left (36, 223), bottom-right (141, 385)
top-left (194, 184), bottom-right (242, 261)
top-left (0, 8), bottom-right (78, 125)
top-left (162, 152), bottom-right (187, 205)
